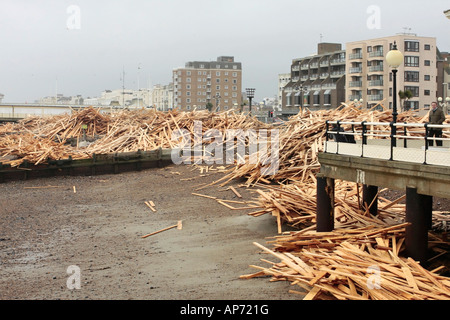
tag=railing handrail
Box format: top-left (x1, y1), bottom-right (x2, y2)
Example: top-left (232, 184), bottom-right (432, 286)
top-left (325, 120), bottom-right (450, 165)
top-left (327, 120), bottom-right (450, 129)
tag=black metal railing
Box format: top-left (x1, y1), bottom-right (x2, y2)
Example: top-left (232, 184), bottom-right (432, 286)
top-left (325, 120), bottom-right (450, 165)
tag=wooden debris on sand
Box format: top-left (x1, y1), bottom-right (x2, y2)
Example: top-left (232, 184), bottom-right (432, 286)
top-left (0, 107), bottom-right (268, 167)
top-left (243, 224), bottom-right (450, 300)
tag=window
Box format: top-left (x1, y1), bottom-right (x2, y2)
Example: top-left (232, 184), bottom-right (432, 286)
top-left (424, 90), bottom-right (430, 96)
top-left (313, 92), bottom-right (320, 105)
top-left (286, 93), bottom-right (292, 106)
top-left (404, 41), bottom-right (419, 52)
top-left (424, 44), bottom-right (431, 50)
top-left (187, 71), bottom-right (191, 76)
top-left (424, 75), bottom-right (431, 81)
top-left (233, 72), bottom-right (237, 77)
top-left (404, 86), bottom-right (419, 97)
top-left (216, 71), bottom-right (221, 76)
top-left (405, 71), bottom-right (419, 82)
top-left (405, 56), bottom-right (419, 67)
top-left (424, 60), bottom-right (431, 66)
top-left (324, 92), bottom-right (331, 105)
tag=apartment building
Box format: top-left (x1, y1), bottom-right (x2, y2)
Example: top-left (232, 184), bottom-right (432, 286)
top-left (346, 34), bottom-right (438, 110)
top-left (173, 56), bottom-right (242, 111)
top-left (281, 43), bottom-right (346, 114)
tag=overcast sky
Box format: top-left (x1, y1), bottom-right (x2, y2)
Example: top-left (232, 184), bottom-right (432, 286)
top-left (1, 0), bottom-right (449, 103)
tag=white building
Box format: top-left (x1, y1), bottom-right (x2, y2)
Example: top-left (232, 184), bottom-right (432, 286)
top-left (278, 73), bottom-right (291, 110)
top-left (152, 83), bottom-right (174, 111)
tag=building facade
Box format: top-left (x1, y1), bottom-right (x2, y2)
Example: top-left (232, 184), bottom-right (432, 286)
top-left (152, 83), bottom-right (174, 111)
top-left (281, 43), bottom-right (346, 115)
top-left (277, 73), bottom-right (291, 111)
top-left (346, 34), bottom-right (438, 110)
top-left (172, 56), bottom-right (242, 111)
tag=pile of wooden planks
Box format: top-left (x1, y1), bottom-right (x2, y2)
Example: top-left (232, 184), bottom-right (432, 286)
top-left (0, 107), bottom-right (268, 167)
top-left (242, 224), bottom-right (450, 300)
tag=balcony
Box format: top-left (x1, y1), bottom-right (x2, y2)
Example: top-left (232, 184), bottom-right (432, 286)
top-left (301, 64), bottom-right (309, 70)
top-left (292, 66), bottom-right (300, 71)
top-left (310, 74), bottom-right (319, 80)
top-left (309, 63), bottom-right (319, 69)
top-left (319, 60), bottom-right (329, 67)
top-left (368, 94), bottom-right (384, 101)
top-left (349, 95), bottom-right (362, 101)
top-left (349, 67), bottom-right (362, 74)
top-left (322, 83), bottom-right (337, 89)
top-left (330, 70), bottom-right (345, 78)
top-left (368, 79), bottom-right (384, 87)
top-left (330, 58), bottom-right (346, 65)
top-left (349, 81), bottom-right (363, 88)
top-left (349, 52), bottom-right (363, 60)
top-left (320, 73), bottom-right (330, 79)
top-left (369, 50), bottom-right (384, 58)
top-left (368, 65), bottom-right (384, 72)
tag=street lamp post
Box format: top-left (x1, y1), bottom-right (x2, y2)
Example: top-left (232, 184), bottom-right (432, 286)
top-left (246, 88), bottom-right (255, 114)
top-left (439, 96), bottom-right (450, 115)
top-left (386, 41), bottom-right (404, 148)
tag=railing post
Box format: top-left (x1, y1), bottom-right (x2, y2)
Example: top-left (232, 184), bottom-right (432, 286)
top-left (424, 123), bottom-right (428, 165)
top-left (336, 120), bottom-right (341, 155)
top-left (403, 122), bottom-right (407, 148)
top-left (325, 120), bottom-right (329, 153)
top-left (361, 121), bottom-right (367, 158)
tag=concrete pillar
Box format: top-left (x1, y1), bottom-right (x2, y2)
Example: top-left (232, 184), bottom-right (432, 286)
top-left (362, 185), bottom-right (378, 216)
top-left (316, 176), bottom-right (335, 232)
top-left (423, 195), bottom-right (433, 230)
top-left (405, 188), bottom-right (430, 264)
